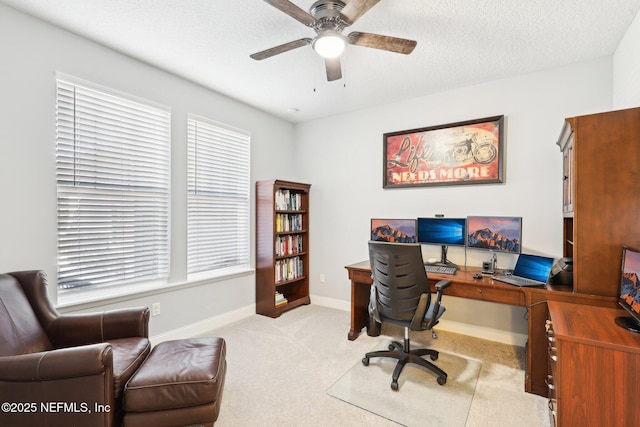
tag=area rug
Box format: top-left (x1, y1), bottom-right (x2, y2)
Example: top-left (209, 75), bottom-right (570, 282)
top-left (327, 340), bottom-right (482, 427)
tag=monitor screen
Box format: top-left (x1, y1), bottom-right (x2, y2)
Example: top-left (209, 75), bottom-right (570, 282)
top-left (417, 217), bottom-right (466, 246)
top-left (616, 246), bottom-right (640, 332)
top-left (512, 253), bottom-right (554, 283)
top-left (467, 216), bottom-right (522, 254)
top-left (370, 218), bottom-right (417, 243)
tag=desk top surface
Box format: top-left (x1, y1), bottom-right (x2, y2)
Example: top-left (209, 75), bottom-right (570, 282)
top-left (345, 260), bottom-right (576, 295)
top-left (548, 301), bottom-right (640, 353)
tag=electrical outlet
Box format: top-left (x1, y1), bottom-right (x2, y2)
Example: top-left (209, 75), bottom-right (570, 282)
top-left (319, 274), bottom-right (325, 283)
top-left (151, 302), bottom-right (161, 316)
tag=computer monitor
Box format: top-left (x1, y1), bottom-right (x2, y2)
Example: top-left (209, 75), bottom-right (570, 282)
top-left (417, 217), bottom-right (466, 266)
top-left (370, 218), bottom-right (417, 243)
top-left (615, 246), bottom-right (640, 333)
top-left (467, 216), bottom-right (522, 254)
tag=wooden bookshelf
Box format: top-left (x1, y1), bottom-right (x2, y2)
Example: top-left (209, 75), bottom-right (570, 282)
top-left (256, 180), bottom-right (311, 317)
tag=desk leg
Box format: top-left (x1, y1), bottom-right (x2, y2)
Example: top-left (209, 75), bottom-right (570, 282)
top-left (349, 279), bottom-right (379, 340)
top-left (367, 316), bottom-right (381, 337)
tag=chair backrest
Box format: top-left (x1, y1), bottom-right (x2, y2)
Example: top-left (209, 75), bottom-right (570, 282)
top-left (0, 273), bottom-right (53, 356)
top-left (368, 241), bottom-right (431, 323)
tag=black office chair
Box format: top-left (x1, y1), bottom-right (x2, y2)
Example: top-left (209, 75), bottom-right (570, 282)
top-left (362, 241), bottom-right (452, 390)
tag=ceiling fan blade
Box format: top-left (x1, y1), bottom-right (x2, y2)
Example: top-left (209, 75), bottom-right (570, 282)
top-left (340, 0), bottom-right (380, 25)
top-left (250, 38), bottom-right (312, 60)
top-left (263, 0), bottom-right (316, 26)
top-left (348, 31), bottom-right (417, 54)
top-left (325, 57), bottom-right (342, 81)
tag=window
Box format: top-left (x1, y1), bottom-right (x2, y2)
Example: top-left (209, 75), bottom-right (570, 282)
top-left (55, 77), bottom-right (170, 292)
top-left (187, 116), bottom-right (250, 276)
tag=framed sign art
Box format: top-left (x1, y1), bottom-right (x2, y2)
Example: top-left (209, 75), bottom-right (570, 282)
top-left (383, 115), bottom-right (504, 188)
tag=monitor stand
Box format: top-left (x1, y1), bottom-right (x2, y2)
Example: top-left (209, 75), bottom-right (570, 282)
top-left (433, 245), bottom-right (458, 269)
top-left (615, 316), bottom-right (640, 333)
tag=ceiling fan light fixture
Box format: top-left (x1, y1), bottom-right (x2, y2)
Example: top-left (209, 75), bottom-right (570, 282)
top-left (312, 32), bottom-right (346, 58)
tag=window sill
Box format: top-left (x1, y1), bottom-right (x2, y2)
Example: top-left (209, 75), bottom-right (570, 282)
top-left (56, 266), bottom-right (255, 312)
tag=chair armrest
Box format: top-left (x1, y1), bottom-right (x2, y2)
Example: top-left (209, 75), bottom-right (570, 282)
top-left (422, 279), bottom-right (451, 330)
top-left (410, 280), bottom-right (452, 330)
top-left (433, 279), bottom-right (451, 312)
top-left (410, 293), bottom-right (429, 330)
top-left (0, 343), bottom-right (112, 381)
top-left (435, 279), bottom-right (452, 292)
top-left (47, 307), bottom-right (150, 348)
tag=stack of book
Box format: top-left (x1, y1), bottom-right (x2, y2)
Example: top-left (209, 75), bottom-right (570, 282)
top-left (275, 291), bottom-right (288, 307)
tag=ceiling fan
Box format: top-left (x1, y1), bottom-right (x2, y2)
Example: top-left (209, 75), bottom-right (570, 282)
top-left (250, 0), bottom-right (417, 81)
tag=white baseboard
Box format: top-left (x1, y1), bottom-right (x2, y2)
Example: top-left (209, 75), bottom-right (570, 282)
top-left (309, 294), bottom-right (351, 312)
top-left (150, 296), bottom-right (527, 348)
top-left (150, 303), bottom-right (255, 345)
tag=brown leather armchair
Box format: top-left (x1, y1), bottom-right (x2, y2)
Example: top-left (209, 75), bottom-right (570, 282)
top-left (0, 270), bottom-right (150, 427)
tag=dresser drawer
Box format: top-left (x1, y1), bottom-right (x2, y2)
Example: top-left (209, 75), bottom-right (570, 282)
top-left (445, 282), bottom-right (524, 305)
top-left (546, 320), bottom-right (557, 366)
top-left (545, 319), bottom-right (558, 427)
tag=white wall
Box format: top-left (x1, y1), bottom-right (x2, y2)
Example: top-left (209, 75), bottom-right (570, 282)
top-left (294, 57), bottom-right (613, 340)
top-left (2, 2), bottom-right (637, 344)
top-left (0, 4), bottom-right (298, 337)
top-left (613, 8), bottom-right (640, 108)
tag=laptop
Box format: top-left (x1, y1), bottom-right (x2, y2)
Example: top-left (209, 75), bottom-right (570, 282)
top-left (492, 253), bottom-right (555, 287)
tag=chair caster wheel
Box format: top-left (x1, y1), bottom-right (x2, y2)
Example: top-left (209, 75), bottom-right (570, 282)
top-left (432, 331), bottom-right (438, 339)
top-left (388, 344), bottom-right (395, 351)
top-left (437, 376), bottom-right (447, 385)
top-left (430, 353), bottom-right (438, 361)
top-left (391, 380), bottom-right (398, 391)
top-left (362, 357), bottom-right (369, 366)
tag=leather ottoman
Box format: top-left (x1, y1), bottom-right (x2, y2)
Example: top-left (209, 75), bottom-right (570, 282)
top-left (123, 337), bottom-right (226, 427)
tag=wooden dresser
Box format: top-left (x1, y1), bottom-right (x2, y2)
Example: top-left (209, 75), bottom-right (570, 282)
top-left (546, 301), bottom-right (640, 427)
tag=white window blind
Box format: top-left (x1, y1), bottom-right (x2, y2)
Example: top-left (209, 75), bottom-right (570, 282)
top-left (56, 78), bottom-right (170, 291)
top-left (187, 116), bottom-right (250, 276)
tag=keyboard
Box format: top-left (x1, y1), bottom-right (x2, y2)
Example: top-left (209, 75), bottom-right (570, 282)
top-left (492, 275), bottom-right (544, 287)
top-left (424, 264), bottom-right (457, 275)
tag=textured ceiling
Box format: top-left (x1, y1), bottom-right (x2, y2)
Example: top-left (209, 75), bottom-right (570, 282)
top-left (2, 0), bottom-right (639, 122)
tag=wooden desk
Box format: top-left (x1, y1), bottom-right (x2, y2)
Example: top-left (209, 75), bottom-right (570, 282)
top-left (346, 261), bottom-right (526, 339)
top-left (345, 261), bottom-right (617, 396)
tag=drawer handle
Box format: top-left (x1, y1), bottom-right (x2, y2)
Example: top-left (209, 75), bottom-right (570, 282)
top-left (546, 375), bottom-right (555, 390)
top-left (549, 347), bottom-right (558, 362)
top-left (548, 399), bottom-right (557, 416)
top-left (545, 320), bottom-right (554, 336)
top-left (477, 289), bottom-right (483, 294)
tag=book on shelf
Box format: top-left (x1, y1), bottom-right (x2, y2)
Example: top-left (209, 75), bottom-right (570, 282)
top-left (275, 189), bottom-right (303, 211)
top-left (275, 234), bottom-right (303, 256)
top-left (275, 291), bottom-right (288, 306)
top-left (274, 256), bottom-right (304, 283)
top-left (275, 213), bottom-right (303, 232)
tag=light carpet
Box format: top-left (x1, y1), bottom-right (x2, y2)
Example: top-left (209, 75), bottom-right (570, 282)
top-left (327, 340), bottom-right (482, 426)
top-left (197, 304), bottom-right (550, 427)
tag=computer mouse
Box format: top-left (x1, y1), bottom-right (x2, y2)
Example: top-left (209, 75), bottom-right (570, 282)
top-left (473, 273), bottom-right (483, 279)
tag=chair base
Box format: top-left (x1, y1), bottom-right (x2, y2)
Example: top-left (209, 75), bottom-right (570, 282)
top-left (362, 339), bottom-right (447, 391)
